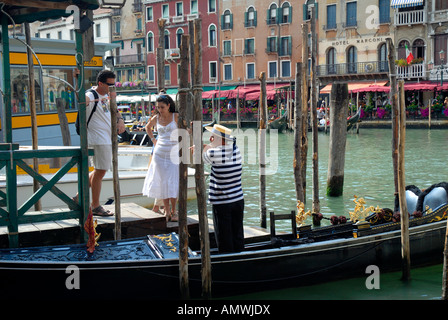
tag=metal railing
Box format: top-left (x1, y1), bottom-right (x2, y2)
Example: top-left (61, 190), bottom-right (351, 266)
top-left (115, 53), bottom-right (146, 65)
top-left (317, 61), bottom-right (389, 76)
top-left (394, 9), bottom-right (425, 26)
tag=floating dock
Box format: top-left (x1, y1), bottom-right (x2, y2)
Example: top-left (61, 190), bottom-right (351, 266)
top-left (0, 203), bottom-right (271, 249)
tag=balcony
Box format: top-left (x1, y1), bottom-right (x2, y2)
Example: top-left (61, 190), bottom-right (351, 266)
top-left (132, 1), bottom-right (142, 14)
top-left (172, 15), bottom-right (184, 23)
top-left (394, 9), bottom-right (426, 26)
top-left (317, 61), bottom-right (389, 79)
top-left (397, 63), bottom-right (426, 79)
top-left (115, 54), bottom-right (145, 66)
top-left (165, 48), bottom-right (180, 60)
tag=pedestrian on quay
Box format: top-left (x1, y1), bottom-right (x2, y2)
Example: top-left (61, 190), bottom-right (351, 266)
top-left (142, 93), bottom-right (179, 222)
top-left (73, 69), bottom-right (126, 216)
top-left (201, 124), bottom-right (245, 253)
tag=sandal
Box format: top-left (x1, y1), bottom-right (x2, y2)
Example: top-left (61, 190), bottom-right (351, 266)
top-left (170, 211), bottom-right (179, 222)
top-left (92, 205), bottom-right (113, 217)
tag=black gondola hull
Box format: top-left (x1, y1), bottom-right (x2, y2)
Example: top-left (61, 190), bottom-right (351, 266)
top-left (1, 206), bottom-right (447, 300)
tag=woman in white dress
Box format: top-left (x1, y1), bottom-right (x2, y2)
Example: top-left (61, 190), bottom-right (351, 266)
top-left (142, 94), bottom-right (179, 221)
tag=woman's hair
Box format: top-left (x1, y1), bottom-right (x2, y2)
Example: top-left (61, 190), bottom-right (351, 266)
top-left (156, 92), bottom-right (177, 113)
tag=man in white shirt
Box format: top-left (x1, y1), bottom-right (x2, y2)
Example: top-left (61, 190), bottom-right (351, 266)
top-left (75, 70), bottom-right (126, 216)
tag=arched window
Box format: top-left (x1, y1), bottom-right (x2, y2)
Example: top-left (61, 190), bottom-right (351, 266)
top-left (347, 46), bottom-right (357, 73)
top-left (245, 6), bottom-right (257, 27)
top-left (209, 24), bottom-right (216, 47)
top-left (378, 43), bottom-right (388, 71)
top-left (176, 28), bottom-right (184, 48)
top-left (281, 2), bottom-right (292, 24)
top-left (398, 40), bottom-right (410, 60)
top-left (222, 9), bottom-right (233, 29)
top-left (147, 32), bottom-right (154, 52)
top-left (412, 39), bottom-right (425, 60)
top-left (268, 3), bottom-right (278, 24)
top-left (164, 30), bottom-right (170, 49)
top-left (327, 47), bottom-right (336, 74)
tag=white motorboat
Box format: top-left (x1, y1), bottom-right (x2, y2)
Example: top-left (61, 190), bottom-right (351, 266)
top-left (0, 145), bottom-right (202, 211)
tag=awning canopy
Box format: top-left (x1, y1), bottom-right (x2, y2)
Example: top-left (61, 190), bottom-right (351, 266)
top-left (404, 81), bottom-right (437, 91)
top-left (391, 0), bottom-right (424, 9)
top-left (202, 83), bottom-right (288, 100)
top-left (320, 81), bottom-right (388, 94)
top-left (352, 85), bottom-right (390, 93)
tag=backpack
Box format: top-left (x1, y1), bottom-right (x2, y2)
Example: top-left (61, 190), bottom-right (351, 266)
top-left (75, 89), bottom-right (99, 135)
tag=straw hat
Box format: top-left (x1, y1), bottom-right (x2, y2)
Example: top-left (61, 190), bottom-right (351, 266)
top-left (205, 124), bottom-right (234, 141)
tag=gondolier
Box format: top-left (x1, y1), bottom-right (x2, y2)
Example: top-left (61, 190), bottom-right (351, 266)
top-left (202, 124), bottom-right (244, 253)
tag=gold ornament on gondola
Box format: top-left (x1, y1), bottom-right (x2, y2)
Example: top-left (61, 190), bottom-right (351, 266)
top-left (296, 200), bottom-right (312, 226)
top-left (349, 195), bottom-right (382, 222)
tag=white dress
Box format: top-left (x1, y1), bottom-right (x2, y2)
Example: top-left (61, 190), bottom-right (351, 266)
top-left (142, 114), bottom-right (179, 199)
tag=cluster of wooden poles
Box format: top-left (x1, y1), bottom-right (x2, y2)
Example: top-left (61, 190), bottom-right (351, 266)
top-left (107, 15), bottom-right (448, 300)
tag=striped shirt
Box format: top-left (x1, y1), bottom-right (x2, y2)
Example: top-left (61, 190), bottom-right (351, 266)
top-left (203, 143), bottom-right (244, 205)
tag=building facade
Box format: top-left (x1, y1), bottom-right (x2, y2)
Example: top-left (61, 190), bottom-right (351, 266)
top-left (111, 0), bottom-right (147, 86)
top-left (219, 0), bottom-right (304, 87)
top-left (317, 0), bottom-right (393, 86)
top-left (144, 0), bottom-right (219, 91)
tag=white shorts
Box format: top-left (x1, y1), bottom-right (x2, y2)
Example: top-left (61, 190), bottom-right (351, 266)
top-left (90, 144), bottom-right (112, 171)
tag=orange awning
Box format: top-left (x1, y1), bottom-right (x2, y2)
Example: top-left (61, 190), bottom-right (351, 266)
top-left (320, 81), bottom-right (388, 94)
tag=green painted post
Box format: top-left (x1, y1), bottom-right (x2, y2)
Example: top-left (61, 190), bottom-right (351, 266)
top-left (2, 17), bottom-right (18, 247)
top-left (75, 29), bottom-right (90, 243)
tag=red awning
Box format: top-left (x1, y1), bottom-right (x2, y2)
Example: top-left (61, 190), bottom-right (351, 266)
top-left (352, 85), bottom-right (390, 93)
top-left (320, 81), bottom-right (388, 94)
top-left (404, 81), bottom-right (437, 91)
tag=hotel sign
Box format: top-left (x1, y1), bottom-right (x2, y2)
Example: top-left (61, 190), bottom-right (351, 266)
top-left (330, 35), bottom-right (387, 47)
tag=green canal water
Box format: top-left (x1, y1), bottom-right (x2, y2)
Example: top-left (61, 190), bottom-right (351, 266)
top-left (188, 127), bottom-right (448, 300)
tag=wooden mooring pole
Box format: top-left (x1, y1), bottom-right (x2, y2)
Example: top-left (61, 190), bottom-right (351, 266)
top-left (157, 19), bottom-right (166, 93)
top-left (398, 80), bottom-right (410, 281)
top-left (258, 72), bottom-right (267, 229)
top-left (300, 23), bottom-right (309, 201)
top-left (310, 4), bottom-right (320, 223)
top-left (109, 86), bottom-right (121, 240)
top-left (387, 38), bottom-right (399, 199)
top-left (326, 83), bottom-right (348, 197)
top-left (178, 33), bottom-right (190, 299)
top-left (191, 19), bottom-right (211, 299)
top-left (293, 63), bottom-right (304, 203)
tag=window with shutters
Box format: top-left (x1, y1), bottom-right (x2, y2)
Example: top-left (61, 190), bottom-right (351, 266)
top-left (247, 63), bottom-right (255, 79)
top-left (266, 36), bottom-right (278, 53)
top-left (281, 2), bottom-right (292, 24)
top-left (281, 60), bottom-right (291, 78)
top-left (279, 36), bottom-right (291, 56)
top-left (222, 10), bottom-right (233, 30)
top-left (436, 0), bottom-right (448, 11)
top-left (326, 4), bottom-right (336, 29)
top-left (245, 6), bottom-right (257, 27)
top-left (268, 61), bottom-right (277, 78)
top-left (224, 64), bottom-right (233, 81)
top-left (345, 2), bottom-right (357, 27)
top-left (244, 38), bottom-right (255, 55)
top-left (223, 40), bottom-right (232, 56)
top-left (267, 3), bottom-right (277, 25)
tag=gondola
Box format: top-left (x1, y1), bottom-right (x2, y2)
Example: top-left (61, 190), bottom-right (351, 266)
top-left (268, 112), bottom-right (288, 132)
top-left (1, 199), bottom-right (447, 300)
